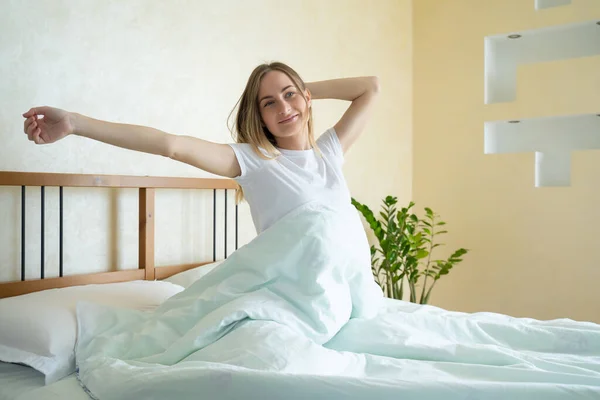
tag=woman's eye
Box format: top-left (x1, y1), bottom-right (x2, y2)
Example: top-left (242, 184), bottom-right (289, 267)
top-left (286, 92), bottom-right (295, 98)
top-left (264, 101), bottom-right (274, 107)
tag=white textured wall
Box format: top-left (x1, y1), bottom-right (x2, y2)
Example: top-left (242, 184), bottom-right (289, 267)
top-left (0, 0), bottom-right (412, 281)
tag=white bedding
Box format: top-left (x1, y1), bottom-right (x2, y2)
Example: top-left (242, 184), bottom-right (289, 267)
top-left (6, 297), bottom-right (600, 399)
top-left (0, 362), bottom-right (88, 400)
top-left (13, 376), bottom-right (89, 400)
top-left (71, 201), bottom-right (600, 399)
top-left (0, 362), bottom-right (44, 400)
top-left (5, 201), bottom-right (600, 399)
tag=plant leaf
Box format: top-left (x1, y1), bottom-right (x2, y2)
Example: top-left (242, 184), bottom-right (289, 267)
top-left (416, 249), bottom-right (429, 259)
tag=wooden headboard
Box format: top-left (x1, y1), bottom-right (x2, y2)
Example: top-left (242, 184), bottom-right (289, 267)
top-left (0, 171), bottom-right (238, 298)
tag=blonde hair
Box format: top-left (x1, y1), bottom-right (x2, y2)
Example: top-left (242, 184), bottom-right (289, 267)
top-left (228, 62), bottom-right (317, 203)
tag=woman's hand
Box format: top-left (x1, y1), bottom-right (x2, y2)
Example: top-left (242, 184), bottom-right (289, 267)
top-left (305, 77), bottom-right (380, 153)
top-left (22, 106), bottom-right (75, 144)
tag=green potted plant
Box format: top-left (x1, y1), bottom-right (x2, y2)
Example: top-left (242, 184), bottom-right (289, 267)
top-left (352, 196), bottom-right (468, 304)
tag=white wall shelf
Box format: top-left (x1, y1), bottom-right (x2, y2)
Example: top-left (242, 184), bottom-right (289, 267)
top-left (535, 0), bottom-right (572, 10)
top-left (484, 113), bottom-right (600, 186)
top-left (484, 20), bottom-right (600, 104)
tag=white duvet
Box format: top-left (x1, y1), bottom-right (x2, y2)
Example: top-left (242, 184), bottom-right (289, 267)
top-left (72, 201), bottom-right (600, 399)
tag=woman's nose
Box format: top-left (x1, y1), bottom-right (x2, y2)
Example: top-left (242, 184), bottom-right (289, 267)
top-left (277, 101), bottom-right (291, 114)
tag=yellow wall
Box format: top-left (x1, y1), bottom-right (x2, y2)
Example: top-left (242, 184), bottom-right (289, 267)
top-left (413, 0), bottom-right (600, 323)
top-left (0, 1), bottom-right (412, 281)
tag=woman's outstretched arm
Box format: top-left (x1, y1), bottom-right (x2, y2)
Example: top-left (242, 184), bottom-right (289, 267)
top-left (22, 106), bottom-right (240, 178)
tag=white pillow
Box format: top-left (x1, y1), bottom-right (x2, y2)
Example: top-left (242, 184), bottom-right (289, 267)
top-left (163, 261), bottom-right (223, 288)
top-left (0, 280), bottom-right (183, 385)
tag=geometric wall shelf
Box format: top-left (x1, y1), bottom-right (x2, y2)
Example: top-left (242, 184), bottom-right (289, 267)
top-left (484, 113), bottom-right (600, 186)
top-left (484, 20), bottom-right (600, 104)
top-left (535, 0), bottom-right (572, 10)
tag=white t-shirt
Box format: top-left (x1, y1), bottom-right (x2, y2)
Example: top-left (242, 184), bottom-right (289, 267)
top-left (228, 128), bottom-right (352, 234)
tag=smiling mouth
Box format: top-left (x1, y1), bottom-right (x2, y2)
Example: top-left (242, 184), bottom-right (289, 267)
top-left (279, 114), bottom-right (299, 124)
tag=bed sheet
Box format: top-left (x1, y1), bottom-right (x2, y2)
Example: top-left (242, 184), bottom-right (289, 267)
top-left (0, 362), bottom-right (44, 400)
top-left (0, 362), bottom-right (89, 400)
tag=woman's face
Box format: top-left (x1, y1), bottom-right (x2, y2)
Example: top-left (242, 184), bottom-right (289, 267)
top-left (257, 70), bottom-right (311, 143)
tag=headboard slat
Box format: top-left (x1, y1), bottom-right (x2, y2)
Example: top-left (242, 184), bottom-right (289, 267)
top-left (0, 270), bottom-right (146, 298)
top-left (139, 188), bottom-right (155, 281)
top-left (0, 171), bottom-right (238, 189)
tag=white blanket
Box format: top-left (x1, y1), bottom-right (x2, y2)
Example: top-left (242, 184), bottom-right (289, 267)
top-left (74, 201), bottom-right (600, 399)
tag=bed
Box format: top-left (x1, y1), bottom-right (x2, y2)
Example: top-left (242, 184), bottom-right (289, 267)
top-left (1, 171), bottom-right (599, 400)
top-left (0, 171), bottom-right (234, 399)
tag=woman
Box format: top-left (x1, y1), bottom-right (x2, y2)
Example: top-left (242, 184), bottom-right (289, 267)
top-left (22, 61), bottom-right (380, 234)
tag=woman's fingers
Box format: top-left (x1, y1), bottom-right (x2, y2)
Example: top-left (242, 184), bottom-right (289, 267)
top-left (24, 116), bottom-right (35, 132)
top-left (22, 106), bottom-right (48, 118)
top-left (26, 122), bottom-right (33, 140)
top-left (31, 125), bottom-right (44, 144)
top-left (25, 119), bottom-right (35, 139)
top-left (22, 109), bottom-right (39, 119)
top-left (26, 123), bottom-right (41, 142)
top-left (24, 116), bottom-right (31, 131)
top-left (23, 108), bottom-right (50, 144)
top-left (33, 129), bottom-right (43, 144)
